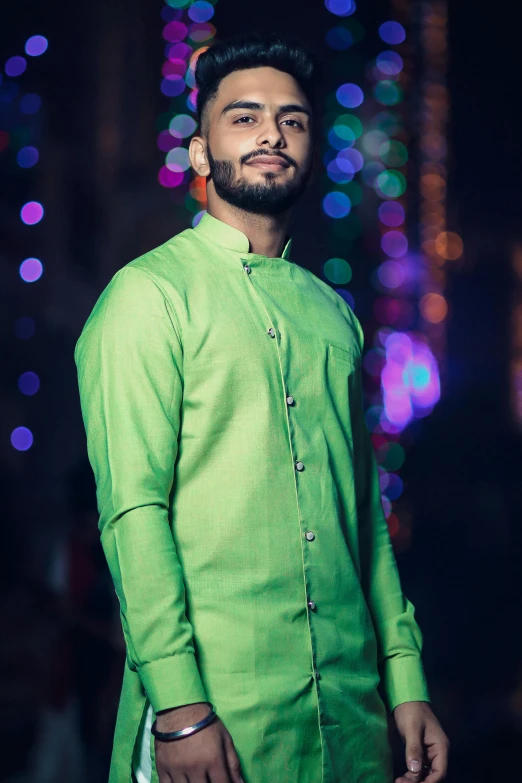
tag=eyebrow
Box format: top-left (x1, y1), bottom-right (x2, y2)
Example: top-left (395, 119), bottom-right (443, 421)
top-left (220, 100), bottom-right (311, 118)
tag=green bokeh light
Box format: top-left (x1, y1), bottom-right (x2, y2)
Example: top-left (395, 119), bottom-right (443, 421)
top-left (379, 140), bottom-right (408, 167)
top-left (323, 257), bottom-right (353, 285)
top-left (334, 113), bottom-right (363, 139)
top-left (375, 170), bottom-right (407, 198)
top-left (377, 442), bottom-right (405, 471)
top-left (373, 80), bottom-right (403, 106)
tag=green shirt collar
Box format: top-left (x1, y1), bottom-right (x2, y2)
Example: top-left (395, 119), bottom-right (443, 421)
top-left (194, 211), bottom-right (293, 261)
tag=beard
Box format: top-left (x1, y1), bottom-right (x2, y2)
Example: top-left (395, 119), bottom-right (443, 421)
top-left (206, 145), bottom-right (312, 216)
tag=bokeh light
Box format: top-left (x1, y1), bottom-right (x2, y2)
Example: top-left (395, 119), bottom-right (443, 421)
top-left (324, 257), bottom-right (352, 284)
top-left (381, 230), bottom-right (408, 258)
top-left (5, 56), bottom-right (27, 77)
top-left (323, 191), bottom-right (352, 218)
top-left (163, 20), bottom-right (188, 41)
top-left (16, 146), bottom-right (39, 168)
top-left (378, 21), bottom-right (406, 44)
top-left (166, 146), bottom-right (190, 171)
top-left (326, 27), bottom-right (353, 50)
top-left (378, 200), bottom-right (405, 226)
top-left (374, 169), bottom-right (406, 198)
top-left (434, 231), bottom-right (463, 260)
top-left (19, 257), bottom-right (43, 282)
top-left (25, 35), bottom-right (48, 56)
top-left (325, 0), bottom-right (356, 16)
top-left (20, 201), bottom-right (44, 225)
top-left (11, 427), bottom-right (33, 452)
top-left (420, 293), bottom-right (448, 323)
top-left (169, 113), bottom-right (197, 137)
top-left (376, 50), bottom-right (403, 75)
top-left (336, 83), bottom-right (364, 108)
top-left (188, 1), bottom-right (214, 22)
top-left (192, 209), bottom-right (206, 227)
top-left (374, 80), bottom-right (403, 106)
top-left (18, 371), bottom-right (40, 395)
top-left (379, 139), bottom-right (408, 167)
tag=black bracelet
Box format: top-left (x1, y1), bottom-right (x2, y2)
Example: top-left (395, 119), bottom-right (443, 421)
top-left (151, 703), bottom-right (217, 741)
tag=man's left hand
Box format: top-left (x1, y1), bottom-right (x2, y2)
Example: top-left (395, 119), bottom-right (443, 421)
top-left (393, 700), bottom-right (449, 783)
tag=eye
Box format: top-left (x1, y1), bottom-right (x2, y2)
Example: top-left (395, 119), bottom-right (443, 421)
top-left (234, 116), bottom-right (254, 124)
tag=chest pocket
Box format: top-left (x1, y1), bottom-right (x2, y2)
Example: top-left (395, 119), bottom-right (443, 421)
top-left (328, 342), bottom-right (360, 368)
top-left (325, 342), bottom-right (362, 441)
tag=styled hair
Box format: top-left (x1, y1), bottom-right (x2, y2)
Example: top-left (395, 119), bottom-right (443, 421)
top-left (194, 32), bottom-right (320, 138)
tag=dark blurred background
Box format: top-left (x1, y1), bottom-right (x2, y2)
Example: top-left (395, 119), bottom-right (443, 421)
top-left (1, 1), bottom-right (521, 781)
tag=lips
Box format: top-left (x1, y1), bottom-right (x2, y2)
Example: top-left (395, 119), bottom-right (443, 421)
top-left (246, 156), bottom-right (290, 168)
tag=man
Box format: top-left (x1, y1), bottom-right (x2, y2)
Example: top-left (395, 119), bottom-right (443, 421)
top-left (75, 33), bottom-right (449, 783)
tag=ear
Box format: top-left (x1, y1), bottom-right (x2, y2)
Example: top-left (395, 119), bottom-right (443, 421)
top-left (189, 136), bottom-right (210, 177)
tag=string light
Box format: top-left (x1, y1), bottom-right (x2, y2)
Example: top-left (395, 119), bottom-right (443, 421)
top-left (158, 0), bottom-right (218, 226)
top-left (418, 0), bottom-right (462, 377)
top-left (1, 34), bottom-right (48, 452)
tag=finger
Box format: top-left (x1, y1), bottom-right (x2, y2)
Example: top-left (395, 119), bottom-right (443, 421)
top-left (395, 773), bottom-right (423, 783)
top-left (222, 732), bottom-right (245, 783)
top-left (422, 761), bottom-right (448, 783)
top-left (404, 725), bottom-right (424, 777)
top-left (424, 742), bottom-right (449, 782)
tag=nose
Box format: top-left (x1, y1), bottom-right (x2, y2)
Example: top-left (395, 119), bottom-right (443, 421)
top-left (256, 117), bottom-right (285, 149)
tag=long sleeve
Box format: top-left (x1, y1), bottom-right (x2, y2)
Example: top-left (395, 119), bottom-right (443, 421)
top-left (348, 310), bottom-right (430, 712)
top-left (74, 265), bottom-right (208, 713)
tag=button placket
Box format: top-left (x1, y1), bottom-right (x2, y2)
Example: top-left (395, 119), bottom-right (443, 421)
top-left (240, 257), bottom-right (320, 714)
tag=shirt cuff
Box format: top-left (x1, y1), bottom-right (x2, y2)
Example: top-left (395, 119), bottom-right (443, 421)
top-left (138, 652), bottom-right (209, 714)
top-left (382, 654), bottom-right (431, 712)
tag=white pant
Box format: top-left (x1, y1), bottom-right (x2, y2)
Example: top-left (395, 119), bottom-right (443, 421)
top-left (132, 702), bottom-right (154, 783)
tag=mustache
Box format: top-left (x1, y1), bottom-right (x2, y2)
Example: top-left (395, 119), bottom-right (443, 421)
top-left (240, 149), bottom-right (297, 168)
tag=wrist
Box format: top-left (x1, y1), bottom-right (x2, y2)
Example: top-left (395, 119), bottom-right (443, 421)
top-left (156, 702), bottom-right (212, 731)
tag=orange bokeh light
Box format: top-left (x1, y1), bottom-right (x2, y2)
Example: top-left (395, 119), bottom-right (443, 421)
top-left (420, 292), bottom-right (448, 323)
top-left (435, 231), bottom-right (464, 260)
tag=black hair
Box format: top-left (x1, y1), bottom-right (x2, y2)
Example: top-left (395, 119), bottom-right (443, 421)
top-left (194, 32), bottom-right (320, 140)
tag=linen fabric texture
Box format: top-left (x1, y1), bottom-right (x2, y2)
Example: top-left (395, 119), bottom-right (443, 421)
top-left (74, 212), bottom-right (430, 783)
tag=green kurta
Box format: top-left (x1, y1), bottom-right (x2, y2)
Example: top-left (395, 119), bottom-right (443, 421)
top-left (74, 211), bottom-right (430, 783)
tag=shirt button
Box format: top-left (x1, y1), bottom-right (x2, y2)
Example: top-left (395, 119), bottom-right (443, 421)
top-left (295, 461), bottom-right (304, 471)
top-left (286, 395), bottom-right (294, 405)
top-left (244, 265), bottom-right (251, 274)
top-left (305, 531), bottom-right (315, 541)
top-left (267, 327), bottom-right (276, 338)
top-left (307, 600), bottom-right (317, 612)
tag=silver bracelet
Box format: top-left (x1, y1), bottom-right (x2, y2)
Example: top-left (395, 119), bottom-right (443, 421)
top-left (151, 702), bottom-right (217, 741)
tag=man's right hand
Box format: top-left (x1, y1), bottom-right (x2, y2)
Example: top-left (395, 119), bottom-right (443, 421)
top-left (154, 702), bottom-right (245, 783)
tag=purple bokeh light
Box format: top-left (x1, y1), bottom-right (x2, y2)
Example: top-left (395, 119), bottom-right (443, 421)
top-left (378, 200), bottom-right (405, 227)
top-left (378, 21), bottom-right (406, 45)
top-left (381, 230), bottom-right (408, 258)
top-left (5, 56), bottom-right (27, 77)
top-left (19, 257), bottom-right (43, 282)
top-left (20, 202), bottom-right (44, 225)
top-left (336, 83), bottom-right (364, 108)
top-left (18, 371), bottom-right (40, 395)
top-left (25, 36), bottom-right (48, 57)
top-left (11, 426), bottom-right (33, 451)
top-left (188, 1), bottom-right (214, 22)
top-left (325, 0), bottom-right (356, 17)
top-left (380, 332), bottom-right (440, 429)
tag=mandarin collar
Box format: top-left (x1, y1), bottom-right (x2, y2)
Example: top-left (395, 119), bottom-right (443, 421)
top-left (194, 211), bottom-right (293, 261)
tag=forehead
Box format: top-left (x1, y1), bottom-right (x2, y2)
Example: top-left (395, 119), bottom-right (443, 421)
top-left (211, 66), bottom-right (310, 112)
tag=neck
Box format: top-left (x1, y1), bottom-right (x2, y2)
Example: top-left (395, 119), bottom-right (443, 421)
top-left (206, 196), bottom-right (290, 258)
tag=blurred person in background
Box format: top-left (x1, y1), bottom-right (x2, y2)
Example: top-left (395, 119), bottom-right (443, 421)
top-left (28, 458), bottom-right (123, 783)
